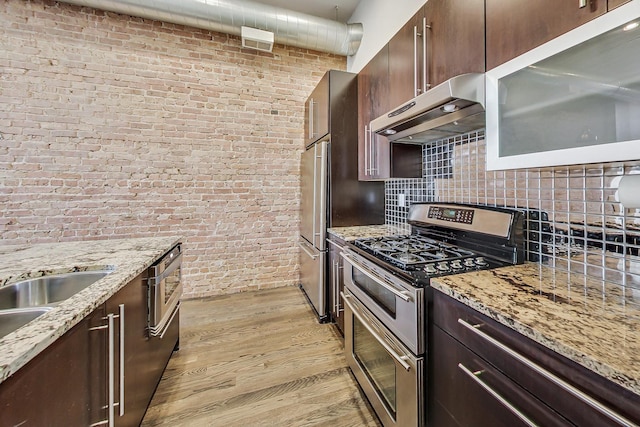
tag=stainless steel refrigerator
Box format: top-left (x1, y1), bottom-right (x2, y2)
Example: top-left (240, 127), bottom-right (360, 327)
top-left (299, 70), bottom-right (385, 322)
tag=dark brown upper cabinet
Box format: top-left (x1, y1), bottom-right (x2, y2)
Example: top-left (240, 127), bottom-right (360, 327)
top-left (358, 46), bottom-right (422, 181)
top-left (388, 8), bottom-right (427, 108)
top-left (304, 74), bottom-right (330, 147)
top-left (387, 0), bottom-right (485, 109)
top-left (608, 0), bottom-right (632, 9)
top-left (486, 0), bottom-right (608, 70)
top-left (425, 0), bottom-right (485, 88)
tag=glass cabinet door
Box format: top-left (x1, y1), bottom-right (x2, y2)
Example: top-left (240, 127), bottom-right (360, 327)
top-left (486, 2), bottom-right (640, 170)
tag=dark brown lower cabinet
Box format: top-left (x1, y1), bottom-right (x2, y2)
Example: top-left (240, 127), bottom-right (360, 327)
top-left (431, 291), bottom-right (640, 426)
top-left (327, 235), bottom-right (345, 335)
top-left (0, 306), bottom-right (107, 426)
top-left (0, 273), bottom-right (179, 427)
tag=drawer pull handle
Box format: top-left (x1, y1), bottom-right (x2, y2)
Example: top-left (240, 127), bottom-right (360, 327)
top-left (458, 363), bottom-right (538, 427)
top-left (458, 318), bottom-right (638, 427)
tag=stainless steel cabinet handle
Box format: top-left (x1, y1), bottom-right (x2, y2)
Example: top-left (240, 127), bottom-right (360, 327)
top-left (458, 363), bottom-right (538, 427)
top-left (364, 125), bottom-right (370, 176)
top-left (341, 252), bottom-right (412, 302)
top-left (308, 99), bottom-right (315, 139)
top-left (342, 292), bottom-right (412, 371)
top-left (107, 312), bottom-right (116, 427)
top-left (118, 304), bottom-right (125, 417)
top-left (159, 302), bottom-right (180, 339)
top-left (579, 0), bottom-right (587, 8)
top-left (298, 240), bottom-right (319, 259)
top-left (413, 25), bottom-right (419, 96)
top-left (423, 17), bottom-right (430, 92)
top-left (333, 261), bottom-right (341, 318)
top-left (458, 318), bottom-right (637, 426)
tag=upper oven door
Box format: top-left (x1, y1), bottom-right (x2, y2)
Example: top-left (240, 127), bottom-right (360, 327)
top-left (341, 248), bottom-right (425, 355)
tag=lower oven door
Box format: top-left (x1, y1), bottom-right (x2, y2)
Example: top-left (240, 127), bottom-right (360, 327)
top-left (342, 289), bottom-right (424, 427)
top-left (341, 248), bottom-right (424, 355)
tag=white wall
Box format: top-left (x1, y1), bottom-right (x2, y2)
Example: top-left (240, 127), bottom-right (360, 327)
top-left (347, 0), bottom-right (427, 73)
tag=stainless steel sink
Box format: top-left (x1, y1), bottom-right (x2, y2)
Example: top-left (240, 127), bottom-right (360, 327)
top-left (0, 307), bottom-right (53, 339)
top-left (0, 270), bottom-right (112, 310)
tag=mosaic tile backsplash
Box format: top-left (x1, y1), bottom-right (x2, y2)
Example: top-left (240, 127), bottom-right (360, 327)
top-left (385, 130), bottom-right (640, 290)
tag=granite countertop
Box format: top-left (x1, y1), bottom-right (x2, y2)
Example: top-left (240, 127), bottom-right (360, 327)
top-left (0, 236), bottom-right (181, 384)
top-left (327, 224), bottom-right (410, 242)
top-left (431, 262), bottom-right (640, 395)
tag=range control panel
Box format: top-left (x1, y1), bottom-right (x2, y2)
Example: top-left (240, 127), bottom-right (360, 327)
top-left (427, 206), bottom-right (474, 224)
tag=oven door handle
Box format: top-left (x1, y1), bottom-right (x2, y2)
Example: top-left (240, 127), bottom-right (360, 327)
top-left (341, 292), bottom-right (412, 372)
top-left (340, 252), bottom-right (412, 302)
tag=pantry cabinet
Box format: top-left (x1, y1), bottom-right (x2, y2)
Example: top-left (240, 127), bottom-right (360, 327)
top-left (431, 291), bottom-right (640, 426)
top-left (486, 0), bottom-right (607, 70)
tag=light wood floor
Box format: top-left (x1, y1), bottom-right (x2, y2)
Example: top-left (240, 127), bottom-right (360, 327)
top-left (141, 286), bottom-right (381, 427)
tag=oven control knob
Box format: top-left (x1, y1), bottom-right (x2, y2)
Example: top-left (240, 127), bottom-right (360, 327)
top-left (450, 260), bottom-right (463, 270)
top-left (464, 258), bottom-right (476, 267)
top-left (437, 262), bottom-right (450, 271)
top-left (424, 264), bottom-right (437, 274)
top-left (475, 257), bottom-right (488, 266)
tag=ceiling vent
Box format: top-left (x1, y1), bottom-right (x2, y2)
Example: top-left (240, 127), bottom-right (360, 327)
top-left (241, 26), bottom-right (274, 52)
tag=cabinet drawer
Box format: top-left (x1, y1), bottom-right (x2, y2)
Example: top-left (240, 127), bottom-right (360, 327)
top-left (432, 326), bottom-right (570, 427)
top-left (433, 291), bottom-right (640, 426)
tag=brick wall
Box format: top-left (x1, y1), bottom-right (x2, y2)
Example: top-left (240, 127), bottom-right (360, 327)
top-left (0, 0), bottom-right (346, 297)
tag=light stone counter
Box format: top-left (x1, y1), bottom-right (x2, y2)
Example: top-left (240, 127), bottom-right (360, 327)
top-left (327, 224), bottom-right (410, 242)
top-left (431, 262), bottom-right (640, 395)
top-left (0, 236), bottom-right (181, 384)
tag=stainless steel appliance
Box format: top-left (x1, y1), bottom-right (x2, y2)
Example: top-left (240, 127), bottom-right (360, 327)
top-left (299, 70), bottom-right (385, 322)
top-left (369, 73), bottom-right (485, 145)
top-left (342, 203), bottom-right (525, 427)
top-left (147, 243), bottom-right (182, 337)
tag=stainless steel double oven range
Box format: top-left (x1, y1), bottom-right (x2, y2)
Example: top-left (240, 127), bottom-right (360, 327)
top-left (341, 203), bottom-right (525, 426)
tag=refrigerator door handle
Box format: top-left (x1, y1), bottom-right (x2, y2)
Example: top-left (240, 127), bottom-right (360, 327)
top-left (298, 240), bottom-right (319, 260)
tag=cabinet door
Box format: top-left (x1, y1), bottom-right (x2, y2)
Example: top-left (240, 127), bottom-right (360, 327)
top-left (0, 306), bottom-right (107, 426)
top-left (327, 237), bottom-right (345, 334)
top-left (358, 46), bottom-right (391, 181)
top-left (608, 0), bottom-right (631, 8)
top-left (425, 0), bottom-right (485, 88)
top-left (305, 73), bottom-right (330, 146)
top-left (486, 0), bottom-right (607, 70)
top-left (107, 273), bottom-right (151, 427)
top-left (388, 7), bottom-right (426, 108)
top-left (431, 326), bottom-right (571, 427)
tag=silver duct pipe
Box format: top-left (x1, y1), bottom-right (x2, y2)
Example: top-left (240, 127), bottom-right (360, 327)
top-left (56, 0), bottom-right (363, 56)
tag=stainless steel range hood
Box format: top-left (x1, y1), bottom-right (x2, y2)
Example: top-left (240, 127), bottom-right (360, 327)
top-left (370, 73), bottom-right (486, 144)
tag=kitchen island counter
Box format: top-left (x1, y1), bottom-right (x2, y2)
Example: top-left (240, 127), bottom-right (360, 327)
top-left (0, 236), bottom-right (181, 384)
top-left (432, 262), bottom-right (640, 395)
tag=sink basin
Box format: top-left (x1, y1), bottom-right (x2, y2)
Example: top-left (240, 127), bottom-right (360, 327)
top-left (0, 270), bottom-right (112, 310)
top-left (0, 307), bottom-right (53, 340)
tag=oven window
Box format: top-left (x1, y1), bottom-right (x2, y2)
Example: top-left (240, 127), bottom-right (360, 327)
top-left (164, 268), bottom-right (180, 304)
top-left (353, 316), bottom-right (397, 418)
top-left (352, 268), bottom-right (396, 318)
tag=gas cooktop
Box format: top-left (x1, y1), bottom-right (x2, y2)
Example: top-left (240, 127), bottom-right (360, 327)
top-left (353, 234), bottom-right (500, 279)
top-left (349, 203), bottom-right (525, 285)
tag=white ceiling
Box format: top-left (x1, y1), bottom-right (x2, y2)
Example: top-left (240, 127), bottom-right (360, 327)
top-left (252, 0), bottom-right (361, 23)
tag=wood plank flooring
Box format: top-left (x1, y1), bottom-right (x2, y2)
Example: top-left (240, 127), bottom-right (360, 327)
top-left (141, 286), bottom-right (381, 427)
